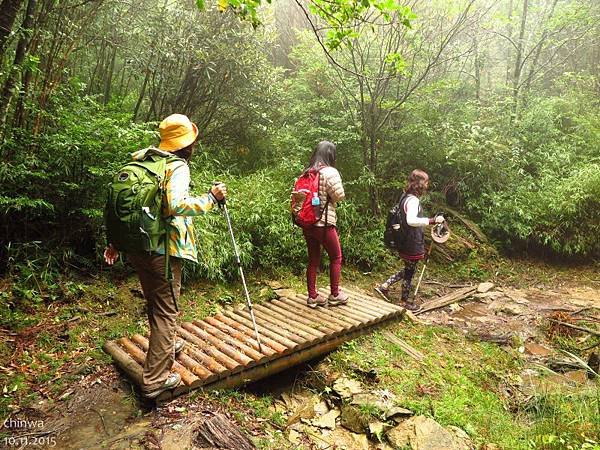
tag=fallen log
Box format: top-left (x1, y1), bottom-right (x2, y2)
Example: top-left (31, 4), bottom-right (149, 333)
top-left (423, 281), bottom-right (472, 288)
top-left (548, 320), bottom-right (600, 338)
top-left (546, 356), bottom-right (586, 373)
top-left (571, 306), bottom-right (600, 316)
top-left (466, 331), bottom-right (513, 346)
top-left (102, 341), bottom-right (143, 385)
top-left (455, 234), bottom-right (477, 249)
top-left (193, 414), bottom-right (256, 449)
top-left (416, 286), bottom-right (476, 315)
top-left (382, 331), bottom-right (425, 362)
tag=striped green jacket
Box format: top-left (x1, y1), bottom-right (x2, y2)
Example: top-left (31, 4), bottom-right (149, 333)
top-left (131, 148), bottom-right (216, 263)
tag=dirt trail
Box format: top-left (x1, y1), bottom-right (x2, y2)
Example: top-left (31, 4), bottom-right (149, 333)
top-left (420, 283), bottom-right (599, 345)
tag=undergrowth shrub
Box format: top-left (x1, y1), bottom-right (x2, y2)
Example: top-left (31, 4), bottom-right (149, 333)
top-left (0, 89), bottom-right (156, 272)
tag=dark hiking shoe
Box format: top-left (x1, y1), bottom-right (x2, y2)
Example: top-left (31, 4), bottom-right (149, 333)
top-left (328, 292), bottom-right (349, 306)
top-left (143, 373), bottom-right (181, 399)
top-left (403, 301), bottom-right (420, 312)
top-left (374, 285), bottom-right (391, 302)
top-left (307, 294), bottom-right (327, 308)
top-left (174, 340), bottom-right (185, 355)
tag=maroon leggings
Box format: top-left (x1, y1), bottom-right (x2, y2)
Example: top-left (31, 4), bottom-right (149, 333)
top-left (303, 226), bottom-right (342, 298)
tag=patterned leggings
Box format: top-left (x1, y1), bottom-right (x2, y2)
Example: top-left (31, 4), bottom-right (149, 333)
top-left (382, 259), bottom-right (419, 301)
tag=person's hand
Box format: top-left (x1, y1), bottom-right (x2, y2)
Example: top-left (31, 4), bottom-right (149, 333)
top-left (211, 182), bottom-right (227, 202)
top-left (435, 215), bottom-right (445, 224)
top-left (104, 244), bottom-right (119, 265)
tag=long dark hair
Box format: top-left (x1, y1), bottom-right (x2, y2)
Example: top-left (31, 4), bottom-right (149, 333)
top-left (406, 169), bottom-right (429, 197)
top-left (306, 140), bottom-right (336, 172)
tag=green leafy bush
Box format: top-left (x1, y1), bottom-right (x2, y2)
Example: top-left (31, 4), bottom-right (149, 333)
top-left (0, 87), bottom-right (156, 272)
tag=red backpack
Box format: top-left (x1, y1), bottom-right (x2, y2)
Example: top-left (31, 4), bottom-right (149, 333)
top-left (291, 168), bottom-right (326, 228)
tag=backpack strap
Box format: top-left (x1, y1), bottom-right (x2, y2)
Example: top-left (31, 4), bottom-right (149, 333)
top-left (317, 167), bottom-right (331, 226)
top-left (161, 155), bottom-right (185, 313)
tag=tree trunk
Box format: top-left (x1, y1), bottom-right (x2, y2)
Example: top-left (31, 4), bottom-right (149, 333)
top-left (133, 68), bottom-right (150, 121)
top-left (0, 0), bottom-right (23, 58)
top-left (13, 26), bottom-right (40, 129)
top-left (368, 131), bottom-right (380, 216)
top-left (522, 0), bottom-right (559, 97)
top-left (473, 36), bottom-right (481, 102)
top-left (505, 0), bottom-right (514, 87)
top-left (0, 0), bottom-right (36, 130)
top-left (13, 59), bottom-right (33, 128)
top-left (103, 45), bottom-right (117, 104)
top-left (511, 0), bottom-right (529, 120)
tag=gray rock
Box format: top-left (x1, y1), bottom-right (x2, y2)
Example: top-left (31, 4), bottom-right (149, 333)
top-left (477, 282), bottom-right (495, 293)
top-left (384, 406), bottom-right (414, 421)
top-left (333, 377), bottom-right (363, 400)
top-left (369, 421), bottom-right (389, 442)
top-left (311, 409), bottom-right (340, 429)
top-left (386, 415), bottom-right (473, 450)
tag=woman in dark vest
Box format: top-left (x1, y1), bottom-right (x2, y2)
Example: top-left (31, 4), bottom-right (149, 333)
top-left (375, 169), bottom-right (444, 310)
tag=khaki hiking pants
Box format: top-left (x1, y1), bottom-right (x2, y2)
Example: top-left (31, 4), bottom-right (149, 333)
top-left (128, 253), bottom-right (182, 393)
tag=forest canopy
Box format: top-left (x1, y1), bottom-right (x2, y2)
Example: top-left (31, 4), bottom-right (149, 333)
top-left (1, 0), bottom-right (599, 279)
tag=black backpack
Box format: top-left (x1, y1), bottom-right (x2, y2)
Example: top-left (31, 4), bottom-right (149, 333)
top-left (383, 194), bottom-right (407, 250)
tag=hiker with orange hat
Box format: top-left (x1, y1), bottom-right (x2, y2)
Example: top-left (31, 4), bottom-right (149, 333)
top-left (103, 114), bottom-right (226, 398)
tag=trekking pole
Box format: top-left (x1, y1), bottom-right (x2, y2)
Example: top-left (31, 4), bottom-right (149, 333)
top-left (219, 198), bottom-right (264, 354)
top-left (413, 241), bottom-right (434, 301)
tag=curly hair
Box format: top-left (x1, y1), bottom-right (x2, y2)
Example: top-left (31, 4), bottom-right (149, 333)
top-left (406, 169), bottom-right (429, 197)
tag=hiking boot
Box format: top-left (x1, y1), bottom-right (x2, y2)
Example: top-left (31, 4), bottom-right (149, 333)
top-left (374, 285), bottom-right (390, 302)
top-left (307, 294), bottom-right (327, 309)
top-left (174, 339), bottom-right (185, 355)
top-left (328, 292), bottom-right (349, 306)
top-left (142, 373), bottom-right (181, 399)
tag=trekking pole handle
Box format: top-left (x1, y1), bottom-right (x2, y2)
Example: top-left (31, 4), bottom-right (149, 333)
top-left (212, 181), bottom-right (227, 208)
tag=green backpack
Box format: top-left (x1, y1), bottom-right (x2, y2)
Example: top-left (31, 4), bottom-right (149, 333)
top-left (104, 150), bottom-right (183, 253)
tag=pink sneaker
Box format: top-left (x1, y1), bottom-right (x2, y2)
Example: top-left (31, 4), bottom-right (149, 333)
top-left (307, 294), bottom-right (327, 308)
top-left (328, 292), bottom-right (349, 306)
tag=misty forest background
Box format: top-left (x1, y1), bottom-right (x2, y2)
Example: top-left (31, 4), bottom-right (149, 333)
top-left (1, 0), bottom-right (599, 293)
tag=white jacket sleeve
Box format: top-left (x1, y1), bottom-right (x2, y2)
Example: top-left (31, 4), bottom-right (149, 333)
top-left (405, 196), bottom-right (429, 227)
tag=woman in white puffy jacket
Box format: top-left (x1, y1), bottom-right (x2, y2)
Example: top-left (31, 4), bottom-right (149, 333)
top-left (301, 141), bottom-right (348, 308)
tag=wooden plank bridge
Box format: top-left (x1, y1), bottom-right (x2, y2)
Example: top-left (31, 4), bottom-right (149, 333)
top-left (103, 287), bottom-right (404, 401)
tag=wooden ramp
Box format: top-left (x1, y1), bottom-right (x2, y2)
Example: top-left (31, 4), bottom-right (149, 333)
top-left (103, 287), bottom-right (404, 401)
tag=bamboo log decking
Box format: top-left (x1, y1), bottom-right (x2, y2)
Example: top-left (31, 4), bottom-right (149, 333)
top-left (103, 287), bottom-right (405, 401)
